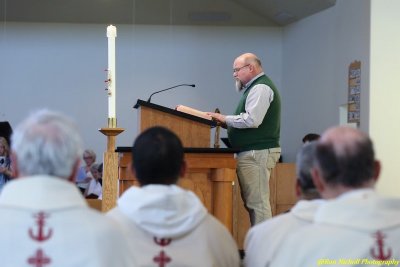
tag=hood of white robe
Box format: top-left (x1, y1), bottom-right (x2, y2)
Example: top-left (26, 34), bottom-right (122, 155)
top-left (315, 189), bottom-right (400, 230)
top-left (291, 199), bottom-right (324, 222)
top-left (117, 184), bottom-right (207, 238)
top-left (0, 175), bottom-right (87, 210)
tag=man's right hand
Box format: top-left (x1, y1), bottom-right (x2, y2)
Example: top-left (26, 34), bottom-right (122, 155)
top-left (206, 112), bottom-right (227, 128)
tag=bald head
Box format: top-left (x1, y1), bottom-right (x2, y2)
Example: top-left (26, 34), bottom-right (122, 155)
top-left (320, 127), bottom-right (369, 158)
top-left (234, 53), bottom-right (263, 72)
top-left (315, 126), bottom-right (377, 188)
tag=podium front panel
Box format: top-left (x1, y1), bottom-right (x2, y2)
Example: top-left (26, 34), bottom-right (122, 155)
top-left (139, 106), bottom-right (211, 148)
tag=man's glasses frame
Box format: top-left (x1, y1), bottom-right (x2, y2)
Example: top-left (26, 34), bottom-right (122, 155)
top-left (233, 64), bottom-right (250, 73)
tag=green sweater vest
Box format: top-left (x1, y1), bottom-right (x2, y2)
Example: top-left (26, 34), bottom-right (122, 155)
top-left (227, 74), bottom-right (281, 151)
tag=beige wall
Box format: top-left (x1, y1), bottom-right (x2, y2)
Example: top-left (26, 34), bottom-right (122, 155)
top-left (370, 0), bottom-right (400, 196)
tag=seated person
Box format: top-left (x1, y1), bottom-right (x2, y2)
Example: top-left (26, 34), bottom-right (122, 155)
top-left (0, 109), bottom-right (134, 266)
top-left (97, 163), bottom-right (103, 186)
top-left (302, 133), bottom-right (320, 143)
top-left (76, 149), bottom-right (96, 193)
top-left (0, 137), bottom-right (13, 192)
top-left (244, 141), bottom-right (323, 267)
top-left (272, 126), bottom-right (400, 266)
top-left (84, 163), bottom-right (102, 199)
top-left (107, 126), bottom-right (240, 266)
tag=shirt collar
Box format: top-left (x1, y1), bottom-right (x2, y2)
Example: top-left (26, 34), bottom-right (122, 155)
top-left (244, 72), bottom-right (265, 89)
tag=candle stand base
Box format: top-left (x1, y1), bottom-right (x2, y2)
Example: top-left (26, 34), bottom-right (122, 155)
top-left (99, 127), bottom-right (124, 212)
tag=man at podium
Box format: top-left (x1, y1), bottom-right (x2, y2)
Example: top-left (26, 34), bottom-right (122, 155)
top-left (207, 52), bottom-right (281, 226)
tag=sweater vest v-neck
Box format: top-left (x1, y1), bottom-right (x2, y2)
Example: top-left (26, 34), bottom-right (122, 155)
top-left (227, 74), bottom-right (280, 151)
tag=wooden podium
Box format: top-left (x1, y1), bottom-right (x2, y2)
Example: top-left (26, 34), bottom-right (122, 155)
top-left (116, 100), bottom-right (238, 233)
top-left (134, 99), bottom-right (215, 147)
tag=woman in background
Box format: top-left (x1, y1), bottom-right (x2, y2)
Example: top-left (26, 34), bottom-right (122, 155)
top-left (0, 137), bottom-right (12, 192)
top-left (84, 163), bottom-right (102, 199)
top-left (76, 149), bottom-right (96, 194)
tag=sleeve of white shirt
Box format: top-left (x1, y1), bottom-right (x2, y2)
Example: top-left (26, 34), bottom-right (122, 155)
top-left (225, 84), bottom-right (273, 128)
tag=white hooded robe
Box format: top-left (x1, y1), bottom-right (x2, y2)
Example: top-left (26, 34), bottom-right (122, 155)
top-left (0, 175), bottom-right (134, 267)
top-left (107, 184), bottom-right (240, 267)
top-left (244, 199), bottom-right (323, 267)
top-left (272, 189), bottom-right (400, 267)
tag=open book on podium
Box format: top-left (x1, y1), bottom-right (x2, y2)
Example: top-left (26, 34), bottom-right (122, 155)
top-left (177, 105), bottom-right (233, 148)
top-left (175, 105), bottom-right (212, 121)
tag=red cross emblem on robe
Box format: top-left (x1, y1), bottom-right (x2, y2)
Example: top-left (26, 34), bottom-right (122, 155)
top-left (153, 250), bottom-right (171, 267)
top-left (27, 249), bottom-right (51, 267)
top-left (153, 237), bottom-right (173, 267)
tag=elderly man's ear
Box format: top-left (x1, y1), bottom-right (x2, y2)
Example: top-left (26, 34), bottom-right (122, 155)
top-left (372, 160), bottom-right (381, 182)
top-left (179, 160), bottom-right (187, 178)
top-left (311, 167), bottom-right (325, 197)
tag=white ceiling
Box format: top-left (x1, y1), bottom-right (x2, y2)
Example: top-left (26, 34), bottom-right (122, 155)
top-left (0, 0), bottom-right (336, 26)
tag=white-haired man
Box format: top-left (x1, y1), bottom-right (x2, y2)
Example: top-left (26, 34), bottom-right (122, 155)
top-left (0, 109), bottom-right (133, 267)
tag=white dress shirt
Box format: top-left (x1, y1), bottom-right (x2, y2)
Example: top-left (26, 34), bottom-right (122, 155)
top-left (225, 72), bottom-right (273, 128)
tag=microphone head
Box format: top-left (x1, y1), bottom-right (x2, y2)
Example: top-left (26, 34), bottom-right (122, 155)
top-left (190, 84), bottom-right (196, 87)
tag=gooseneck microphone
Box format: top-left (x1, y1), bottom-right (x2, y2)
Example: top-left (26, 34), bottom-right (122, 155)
top-left (147, 84), bottom-right (196, 103)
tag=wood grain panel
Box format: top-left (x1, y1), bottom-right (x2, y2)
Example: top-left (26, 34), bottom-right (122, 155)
top-left (139, 106), bottom-right (210, 147)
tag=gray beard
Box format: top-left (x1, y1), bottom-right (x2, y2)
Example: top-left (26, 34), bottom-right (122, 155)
top-left (235, 79), bottom-right (244, 92)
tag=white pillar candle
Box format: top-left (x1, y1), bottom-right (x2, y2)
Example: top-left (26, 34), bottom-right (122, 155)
top-left (107, 25), bottom-right (117, 119)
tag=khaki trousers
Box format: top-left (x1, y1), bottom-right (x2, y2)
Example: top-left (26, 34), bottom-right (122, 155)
top-left (236, 147), bottom-right (281, 226)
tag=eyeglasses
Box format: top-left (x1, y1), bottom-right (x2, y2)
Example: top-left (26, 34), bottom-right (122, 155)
top-left (233, 64), bottom-right (250, 73)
